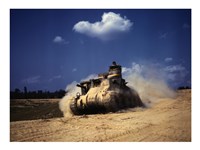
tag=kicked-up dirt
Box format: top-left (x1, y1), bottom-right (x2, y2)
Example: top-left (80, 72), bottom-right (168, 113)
top-left (10, 89), bottom-right (191, 142)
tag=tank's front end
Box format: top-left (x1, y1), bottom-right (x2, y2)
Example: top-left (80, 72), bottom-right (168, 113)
top-left (70, 88), bottom-right (120, 115)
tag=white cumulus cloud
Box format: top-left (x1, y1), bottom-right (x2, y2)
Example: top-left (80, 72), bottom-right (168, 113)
top-left (53, 36), bottom-right (64, 43)
top-left (53, 36), bottom-right (69, 44)
top-left (73, 12), bottom-right (133, 40)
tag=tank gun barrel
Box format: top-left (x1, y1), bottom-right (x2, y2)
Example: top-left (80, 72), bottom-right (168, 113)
top-left (76, 84), bottom-right (85, 88)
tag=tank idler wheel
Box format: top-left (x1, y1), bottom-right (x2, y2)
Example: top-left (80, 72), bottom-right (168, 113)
top-left (70, 97), bottom-right (81, 115)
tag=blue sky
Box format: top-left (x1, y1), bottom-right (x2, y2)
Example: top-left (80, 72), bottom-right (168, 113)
top-left (10, 9), bottom-right (191, 91)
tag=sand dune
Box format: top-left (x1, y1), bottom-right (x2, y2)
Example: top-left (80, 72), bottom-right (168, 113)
top-left (10, 89), bottom-right (191, 142)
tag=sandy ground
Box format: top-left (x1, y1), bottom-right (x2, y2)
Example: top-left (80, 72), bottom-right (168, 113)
top-left (10, 89), bottom-right (191, 142)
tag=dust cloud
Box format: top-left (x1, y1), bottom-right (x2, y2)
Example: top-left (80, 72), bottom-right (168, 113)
top-left (59, 82), bottom-right (79, 117)
top-left (123, 62), bottom-right (176, 106)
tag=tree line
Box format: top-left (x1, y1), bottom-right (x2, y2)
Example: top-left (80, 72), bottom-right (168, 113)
top-left (177, 86), bottom-right (191, 90)
top-left (10, 87), bottom-right (66, 99)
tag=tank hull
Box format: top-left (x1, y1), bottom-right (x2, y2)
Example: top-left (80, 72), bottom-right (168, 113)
top-left (69, 86), bottom-right (143, 115)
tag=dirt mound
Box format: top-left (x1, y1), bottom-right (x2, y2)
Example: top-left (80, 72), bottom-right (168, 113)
top-left (10, 89), bottom-right (191, 142)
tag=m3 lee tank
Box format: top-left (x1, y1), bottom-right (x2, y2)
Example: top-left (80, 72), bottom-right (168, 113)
top-left (69, 62), bottom-right (143, 115)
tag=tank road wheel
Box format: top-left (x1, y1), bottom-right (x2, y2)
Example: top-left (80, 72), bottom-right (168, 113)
top-left (70, 98), bottom-right (80, 115)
